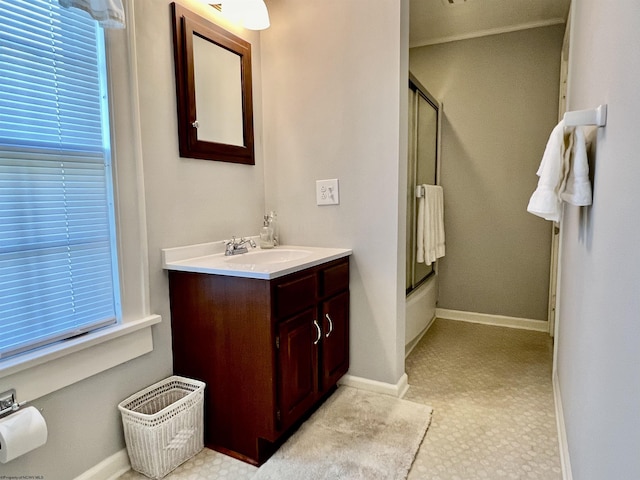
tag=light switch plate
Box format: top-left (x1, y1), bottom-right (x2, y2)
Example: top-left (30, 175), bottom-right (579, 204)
top-left (316, 179), bottom-right (340, 205)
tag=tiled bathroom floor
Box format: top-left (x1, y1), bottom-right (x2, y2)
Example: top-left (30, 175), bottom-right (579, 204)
top-left (119, 318), bottom-right (561, 479)
top-left (405, 319), bottom-right (561, 479)
top-left (118, 446), bottom-right (257, 480)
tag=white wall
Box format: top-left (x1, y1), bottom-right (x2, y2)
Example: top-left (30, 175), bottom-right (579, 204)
top-left (2, 0), bottom-right (411, 476)
top-left (557, 2), bottom-right (640, 479)
top-left (0, 2), bottom-right (265, 478)
top-left (261, 0), bottom-right (409, 385)
top-left (134, 0), bottom-right (266, 361)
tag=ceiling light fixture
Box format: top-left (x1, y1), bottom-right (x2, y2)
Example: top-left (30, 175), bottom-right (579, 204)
top-left (210, 0), bottom-right (270, 30)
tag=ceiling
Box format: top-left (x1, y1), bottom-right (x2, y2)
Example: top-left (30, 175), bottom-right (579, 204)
top-left (410, 0), bottom-right (571, 48)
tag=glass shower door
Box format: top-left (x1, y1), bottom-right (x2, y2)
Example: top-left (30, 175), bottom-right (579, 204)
top-left (407, 77), bottom-right (439, 294)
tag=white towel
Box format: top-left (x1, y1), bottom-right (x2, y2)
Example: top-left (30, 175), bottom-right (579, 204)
top-left (417, 185), bottom-right (445, 266)
top-left (59, 0), bottom-right (126, 29)
top-left (528, 120), bottom-right (593, 221)
top-left (527, 120), bottom-right (573, 222)
top-left (560, 127), bottom-right (592, 206)
top-left (416, 190), bottom-right (426, 263)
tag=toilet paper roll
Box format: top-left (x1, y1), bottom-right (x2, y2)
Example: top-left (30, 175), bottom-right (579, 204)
top-left (0, 406), bottom-right (48, 463)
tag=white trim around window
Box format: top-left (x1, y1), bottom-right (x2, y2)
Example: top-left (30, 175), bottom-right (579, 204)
top-left (0, 1), bottom-right (160, 403)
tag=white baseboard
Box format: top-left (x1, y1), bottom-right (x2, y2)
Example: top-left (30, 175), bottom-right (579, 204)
top-left (553, 372), bottom-right (573, 480)
top-left (436, 308), bottom-right (548, 332)
top-left (339, 373), bottom-right (409, 399)
top-left (74, 449), bottom-right (130, 480)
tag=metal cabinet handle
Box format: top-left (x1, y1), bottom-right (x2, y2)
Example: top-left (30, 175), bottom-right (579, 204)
top-left (325, 314), bottom-right (333, 338)
top-left (313, 320), bottom-right (321, 345)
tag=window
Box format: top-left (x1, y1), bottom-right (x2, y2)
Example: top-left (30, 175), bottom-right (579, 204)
top-left (0, 0), bottom-right (120, 360)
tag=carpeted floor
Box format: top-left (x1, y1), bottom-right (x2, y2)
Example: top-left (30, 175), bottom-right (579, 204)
top-left (119, 318), bottom-right (561, 479)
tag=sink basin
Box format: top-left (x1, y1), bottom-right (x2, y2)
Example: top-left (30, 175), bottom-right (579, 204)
top-left (224, 248), bottom-right (312, 265)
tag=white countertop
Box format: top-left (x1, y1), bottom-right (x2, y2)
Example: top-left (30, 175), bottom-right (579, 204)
top-left (162, 241), bottom-right (352, 280)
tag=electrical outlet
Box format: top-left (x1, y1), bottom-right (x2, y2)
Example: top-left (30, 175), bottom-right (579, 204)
top-left (316, 179), bottom-right (340, 205)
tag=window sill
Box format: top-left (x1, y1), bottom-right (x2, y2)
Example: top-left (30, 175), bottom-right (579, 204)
top-left (0, 315), bottom-right (161, 402)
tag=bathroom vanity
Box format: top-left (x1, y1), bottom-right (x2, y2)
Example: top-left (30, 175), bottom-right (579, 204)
top-left (163, 244), bottom-right (351, 465)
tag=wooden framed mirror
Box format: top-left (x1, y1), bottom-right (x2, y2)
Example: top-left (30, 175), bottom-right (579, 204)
top-left (171, 3), bottom-right (255, 164)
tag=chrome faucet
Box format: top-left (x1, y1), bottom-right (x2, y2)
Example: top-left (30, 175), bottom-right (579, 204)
top-left (224, 237), bottom-right (256, 256)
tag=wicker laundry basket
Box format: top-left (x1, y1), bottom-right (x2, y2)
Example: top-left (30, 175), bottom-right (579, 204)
top-left (118, 376), bottom-right (205, 479)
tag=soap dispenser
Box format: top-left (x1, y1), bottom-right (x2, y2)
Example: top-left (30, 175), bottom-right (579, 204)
top-left (259, 215), bottom-right (274, 249)
top-left (267, 211), bottom-right (279, 246)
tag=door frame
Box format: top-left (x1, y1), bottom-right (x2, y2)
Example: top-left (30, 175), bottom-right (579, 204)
top-left (550, 6), bottom-right (571, 345)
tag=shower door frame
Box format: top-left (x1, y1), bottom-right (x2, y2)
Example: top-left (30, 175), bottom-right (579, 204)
top-left (407, 73), bottom-right (441, 295)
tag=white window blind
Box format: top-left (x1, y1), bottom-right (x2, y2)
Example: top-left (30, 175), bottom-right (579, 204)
top-left (0, 0), bottom-right (120, 360)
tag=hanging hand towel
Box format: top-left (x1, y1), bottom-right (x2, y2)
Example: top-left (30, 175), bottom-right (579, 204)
top-left (527, 120), bottom-right (574, 222)
top-left (416, 190), bottom-right (426, 264)
top-left (417, 185), bottom-right (445, 266)
top-left (560, 127), bottom-right (592, 206)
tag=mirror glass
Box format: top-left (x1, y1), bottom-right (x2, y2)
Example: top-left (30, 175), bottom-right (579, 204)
top-left (171, 3), bottom-right (255, 164)
top-left (192, 34), bottom-right (243, 146)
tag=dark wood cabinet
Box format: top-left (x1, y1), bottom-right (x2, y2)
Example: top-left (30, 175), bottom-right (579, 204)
top-left (321, 291), bottom-right (349, 389)
top-left (168, 256), bottom-right (349, 465)
top-left (277, 308), bottom-right (318, 431)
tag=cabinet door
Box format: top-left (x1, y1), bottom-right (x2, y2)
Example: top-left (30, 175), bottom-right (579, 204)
top-left (277, 308), bottom-right (318, 431)
top-left (321, 291), bottom-right (349, 392)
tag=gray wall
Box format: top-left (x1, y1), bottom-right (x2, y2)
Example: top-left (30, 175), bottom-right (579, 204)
top-left (558, 2), bottom-right (640, 478)
top-left (410, 26), bottom-right (564, 320)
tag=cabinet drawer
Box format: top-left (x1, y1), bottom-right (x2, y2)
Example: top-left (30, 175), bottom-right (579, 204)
top-left (275, 273), bottom-right (317, 318)
top-left (320, 261), bottom-right (349, 298)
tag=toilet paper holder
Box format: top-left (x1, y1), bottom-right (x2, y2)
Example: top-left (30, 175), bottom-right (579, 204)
top-left (0, 389), bottom-right (26, 418)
